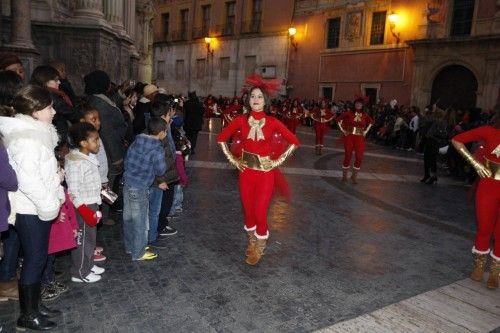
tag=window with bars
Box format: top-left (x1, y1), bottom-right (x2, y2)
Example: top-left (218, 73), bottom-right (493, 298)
top-left (175, 60), bottom-right (185, 81)
top-left (180, 9), bottom-right (189, 40)
top-left (450, 0), bottom-right (475, 36)
top-left (220, 57), bottom-right (230, 80)
top-left (225, 2), bottom-right (236, 35)
top-left (370, 11), bottom-right (386, 45)
top-left (162, 13), bottom-right (170, 39)
top-left (326, 18), bottom-right (341, 48)
top-left (196, 59), bottom-right (206, 79)
top-left (202, 5), bottom-right (211, 36)
top-left (251, 0), bottom-right (262, 32)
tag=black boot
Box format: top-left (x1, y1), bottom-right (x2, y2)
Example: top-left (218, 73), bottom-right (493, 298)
top-left (16, 283), bottom-right (56, 331)
top-left (39, 302), bottom-right (61, 318)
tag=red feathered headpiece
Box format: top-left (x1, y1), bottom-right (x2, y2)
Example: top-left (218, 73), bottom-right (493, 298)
top-left (354, 93), bottom-right (369, 104)
top-left (245, 74), bottom-right (281, 97)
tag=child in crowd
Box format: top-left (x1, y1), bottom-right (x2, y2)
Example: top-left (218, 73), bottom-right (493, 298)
top-left (78, 103), bottom-right (110, 261)
top-left (41, 142), bottom-right (77, 301)
top-left (170, 137), bottom-right (189, 216)
top-left (123, 117), bottom-right (167, 261)
top-left (66, 122), bottom-right (105, 283)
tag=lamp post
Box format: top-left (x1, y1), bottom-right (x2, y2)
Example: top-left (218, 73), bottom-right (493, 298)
top-left (204, 37), bottom-right (214, 95)
top-left (205, 37), bottom-right (214, 59)
top-left (288, 27), bottom-right (298, 50)
top-left (388, 12), bottom-right (400, 44)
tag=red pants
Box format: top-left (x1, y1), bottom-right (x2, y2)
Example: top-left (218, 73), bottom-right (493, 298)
top-left (474, 177), bottom-right (500, 257)
top-left (314, 123), bottom-right (328, 145)
top-left (239, 168), bottom-right (274, 238)
top-left (342, 134), bottom-right (366, 169)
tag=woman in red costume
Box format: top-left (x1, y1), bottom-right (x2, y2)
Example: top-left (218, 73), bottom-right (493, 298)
top-left (217, 75), bottom-right (300, 266)
top-left (285, 99), bottom-right (303, 134)
top-left (311, 99), bottom-right (335, 155)
top-left (451, 107), bottom-right (500, 289)
top-left (221, 98), bottom-right (241, 128)
top-left (204, 95), bottom-right (216, 118)
top-left (337, 98), bottom-right (373, 183)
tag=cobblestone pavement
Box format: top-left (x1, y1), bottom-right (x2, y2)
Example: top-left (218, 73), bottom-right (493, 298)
top-left (1, 120), bottom-right (496, 332)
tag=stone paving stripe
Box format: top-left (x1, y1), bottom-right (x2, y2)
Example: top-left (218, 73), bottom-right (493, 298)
top-left (316, 278), bottom-right (500, 333)
top-left (187, 159), bottom-right (462, 186)
top-left (200, 130), bottom-right (424, 164)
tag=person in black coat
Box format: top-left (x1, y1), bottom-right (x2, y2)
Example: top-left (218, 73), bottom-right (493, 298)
top-left (183, 91), bottom-right (204, 154)
top-left (132, 84), bottom-right (158, 136)
top-left (84, 70), bottom-right (127, 181)
top-left (30, 65), bottom-right (79, 144)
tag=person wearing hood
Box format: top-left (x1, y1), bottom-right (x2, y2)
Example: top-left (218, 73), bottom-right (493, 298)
top-left (0, 85), bottom-right (65, 331)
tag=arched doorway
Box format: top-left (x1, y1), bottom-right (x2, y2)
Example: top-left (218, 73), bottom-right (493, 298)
top-left (430, 65), bottom-right (478, 109)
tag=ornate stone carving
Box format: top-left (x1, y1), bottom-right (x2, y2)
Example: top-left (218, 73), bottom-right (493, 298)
top-left (345, 11), bottom-right (362, 41)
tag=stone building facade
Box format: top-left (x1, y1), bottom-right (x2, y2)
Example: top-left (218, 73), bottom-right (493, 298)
top-left (0, 0), bottom-right (155, 94)
top-left (289, 0), bottom-right (500, 110)
top-left (152, 0), bottom-right (294, 97)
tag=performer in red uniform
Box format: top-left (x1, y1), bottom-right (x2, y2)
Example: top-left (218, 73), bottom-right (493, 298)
top-left (452, 110), bottom-right (500, 289)
top-left (285, 99), bottom-right (303, 134)
top-left (337, 98), bottom-right (373, 183)
top-left (217, 74), bottom-right (300, 266)
top-left (221, 98), bottom-right (241, 128)
top-left (205, 95), bottom-right (216, 118)
top-left (311, 99), bottom-right (335, 155)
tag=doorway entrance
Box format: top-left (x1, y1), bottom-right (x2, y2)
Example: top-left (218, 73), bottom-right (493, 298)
top-left (431, 65), bottom-right (477, 109)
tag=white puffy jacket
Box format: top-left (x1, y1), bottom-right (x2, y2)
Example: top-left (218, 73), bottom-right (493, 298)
top-left (0, 115), bottom-right (64, 221)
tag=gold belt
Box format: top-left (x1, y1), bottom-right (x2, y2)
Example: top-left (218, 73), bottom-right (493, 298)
top-left (350, 127), bottom-right (364, 136)
top-left (241, 150), bottom-right (272, 171)
top-left (485, 159), bottom-right (500, 180)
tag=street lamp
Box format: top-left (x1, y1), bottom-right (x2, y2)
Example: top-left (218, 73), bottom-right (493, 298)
top-left (205, 37), bottom-right (214, 58)
top-left (288, 27), bottom-right (298, 50)
top-left (388, 12), bottom-right (400, 44)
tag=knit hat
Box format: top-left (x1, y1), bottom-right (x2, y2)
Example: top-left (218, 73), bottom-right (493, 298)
top-left (143, 84), bottom-right (158, 97)
top-left (84, 70), bottom-right (110, 95)
top-left (0, 53), bottom-right (22, 70)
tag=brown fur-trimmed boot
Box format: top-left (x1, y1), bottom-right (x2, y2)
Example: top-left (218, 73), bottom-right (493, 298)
top-left (351, 168), bottom-right (359, 184)
top-left (318, 145), bottom-right (323, 155)
top-left (486, 255), bottom-right (499, 289)
top-left (342, 168), bottom-right (348, 182)
top-left (245, 239), bottom-right (267, 266)
top-left (245, 231), bottom-right (257, 257)
top-left (470, 253), bottom-right (488, 282)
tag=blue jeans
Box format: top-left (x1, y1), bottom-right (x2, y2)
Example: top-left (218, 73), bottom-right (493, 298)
top-left (15, 214), bottom-right (52, 285)
top-left (122, 186), bottom-right (149, 260)
top-left (169, 185), bottom-right (184, 215)
top-left (0, 225), bottom-right (20, 282)
top-left (148, 186), bottom-right (163, 243)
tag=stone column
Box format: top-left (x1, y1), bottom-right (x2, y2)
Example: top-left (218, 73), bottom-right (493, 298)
top-left (74, 0), bottom-right (104, 19)
top-left (104, 0), bottom-right (125, 32)
top-left (10, 0), bottom-right (34, 48)
top-left (123, 0), bottom-right (136, 39)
